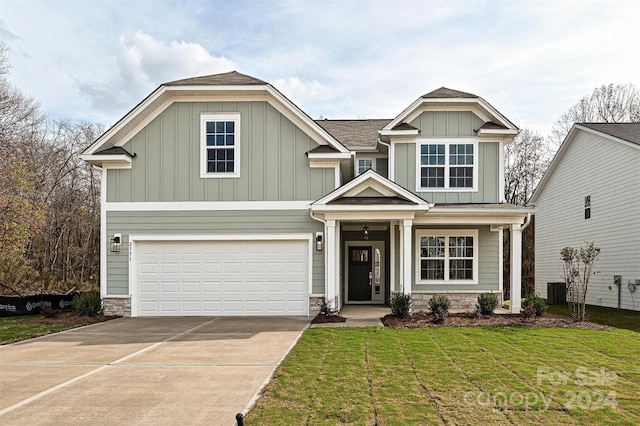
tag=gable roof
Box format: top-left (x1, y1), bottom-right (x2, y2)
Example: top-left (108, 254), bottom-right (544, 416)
top-left (311, 169), bottom-right (431, 212)
top-left (315, 119), bottom-right (391, 150)
top-left (165, 71), bottom-right (267, 86)
top-left (81, 71), bottom-right (350, 160)
top-left (579, 123), bottom-right (640, 146)
top-left (382, 87), bottom-right (518, 134)
top-left (422, 87), bottom-right (478, 98)
top-left (530, 122), bottom-right (640, 204)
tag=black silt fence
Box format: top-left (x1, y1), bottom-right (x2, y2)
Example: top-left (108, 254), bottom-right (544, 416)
top-left (0, 294), bottom-right (77, 317)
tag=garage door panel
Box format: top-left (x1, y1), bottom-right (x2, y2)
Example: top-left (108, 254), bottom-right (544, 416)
top-left (135, 240), bottom-right (309, 316)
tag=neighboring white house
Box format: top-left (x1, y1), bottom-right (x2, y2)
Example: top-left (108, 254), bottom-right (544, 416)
top-left (530, 123), bottom-right (640, 311)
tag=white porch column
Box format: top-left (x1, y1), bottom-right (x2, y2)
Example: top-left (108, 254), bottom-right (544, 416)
top-left (402, 219), bottom-right (413, 295)
top-left (325, 219), bottom-right (337, 311)
top-left (510, 225), bottom-right (522, 313)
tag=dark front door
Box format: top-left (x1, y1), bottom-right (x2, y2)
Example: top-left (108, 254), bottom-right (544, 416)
top-left (348, 246), bottom-right (372, 301)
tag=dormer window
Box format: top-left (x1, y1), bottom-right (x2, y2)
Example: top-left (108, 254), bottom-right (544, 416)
top-left (417, 139), bottom-right (477, 191)
top-left (200, 113), bottom-right (240, 178)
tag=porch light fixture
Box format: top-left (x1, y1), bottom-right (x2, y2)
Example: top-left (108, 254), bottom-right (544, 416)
top-left (110, 233), bottom-right (121, 253)
top-left (363, 224), bottom-right (369, 240)
top-left (315, 232), bottom-right (324, 251)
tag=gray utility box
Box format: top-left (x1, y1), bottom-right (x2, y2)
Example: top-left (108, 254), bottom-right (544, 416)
top-left (547, 282), bottom-right (567, 305)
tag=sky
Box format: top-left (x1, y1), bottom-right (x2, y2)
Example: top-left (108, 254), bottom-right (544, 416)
top-left (1, 0), bottom-right (639, 137)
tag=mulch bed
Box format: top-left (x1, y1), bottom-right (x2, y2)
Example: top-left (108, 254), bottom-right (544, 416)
top-left (311, 313), bottom-right (347, 324)
top-left (382, 310), bottom-right (611, 331)
top-left (25, 314), bottom-right (120, 325)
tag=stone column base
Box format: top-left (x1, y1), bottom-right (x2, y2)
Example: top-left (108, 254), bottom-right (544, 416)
top-left (103, 296), bottom-right (131, 317)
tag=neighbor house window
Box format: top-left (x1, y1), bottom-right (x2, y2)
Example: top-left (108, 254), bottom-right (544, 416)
top-left (200, 113), bottom-right (240, 178)
top-left (418, 140), bottom-right (477, 190)
top-left (584, 195), bottom-right (591, 219)
top-left (357, 158), bottom-right (374, 176)
top-left (416, 229), bottom-right (478, 283)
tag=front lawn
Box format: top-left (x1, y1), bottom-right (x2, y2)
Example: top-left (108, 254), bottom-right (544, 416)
top-left (247, 327), bottom-right (640, 425)
top-left (0, 313), bottom-right (113, 344)
top-left (546, 304), bottom-right (640, 332)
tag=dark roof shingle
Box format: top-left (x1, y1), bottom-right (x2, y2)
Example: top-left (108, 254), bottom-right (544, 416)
top-left (165, 71), bottom-right (267, 86)
top-left (422, 87), bottom-right (478, 99)
top-left (580, 123), bottom-right (640, 146)
top-left (315, 119), bottom-right (391, 150)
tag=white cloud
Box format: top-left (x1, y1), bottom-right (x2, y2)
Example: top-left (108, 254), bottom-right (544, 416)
top-left (78, 32), bottom-right (236, 123)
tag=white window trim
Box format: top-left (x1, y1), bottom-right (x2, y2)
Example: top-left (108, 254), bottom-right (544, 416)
top-left (415, 229), bottom-right (479, 284)
top-left (200, 113), bottom-right (241, 178)
top-left (415, 138), bottom-right (478, 192)
top-left (355, 157), bottom-right (375, 176)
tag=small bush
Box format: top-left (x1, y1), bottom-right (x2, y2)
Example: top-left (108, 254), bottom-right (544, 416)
top-left (476, 293), bottom-right (499, 315)
top-left (523, 294), bottom-right (546, 316)
top-left (390, 293), bottom-right (412, 318)
top-left (521, 304), bottom-right (537, 321)
top-left (73, 293), bottom-right (103, 317)
top-left (428, 295), bottom-right (450, 323)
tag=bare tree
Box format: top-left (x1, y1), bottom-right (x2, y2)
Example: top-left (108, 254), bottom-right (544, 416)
top-left (549, 83), bottom-right (640, 150)
top-left (505, 128), bottom-right (549, 205)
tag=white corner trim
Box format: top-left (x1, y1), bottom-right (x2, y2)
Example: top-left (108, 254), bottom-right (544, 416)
top-left (105, 200), bottom-right (313, 211)
top-left (100, 169), bottom-right (107, 298)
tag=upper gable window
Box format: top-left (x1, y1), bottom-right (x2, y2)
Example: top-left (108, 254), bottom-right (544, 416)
top-left (200, 113), bottom-right (240, 178)
top-left (417, 139), bottom-right (477, 191)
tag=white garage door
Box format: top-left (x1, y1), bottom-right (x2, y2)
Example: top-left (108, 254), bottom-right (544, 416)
top-left (134, 239), bottom-right (309, 316)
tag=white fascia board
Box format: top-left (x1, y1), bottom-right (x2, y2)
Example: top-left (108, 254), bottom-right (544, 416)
top-left (477, 128), bottom-right (519, 136)
top-left (312, 204), bottom-right (431, 213)
top-left (105, 200), bottom-right (313, 211)
top-left (574, 124), bottom-right (640, 151)
top-left (129, 233), bottom-right (312, 242)
top-left (79, 154), bottom-right (132, 168)
top-left (378, 129), bottom-right (419, 137)
top-left (414, 214), bottom-right (528, 225)
top-left (265, 86), bottom-right (350, 154)
top-left (428, 206), bottom-right (535, 215)
top-left (384, 97), bottom-right (425, 130)
top-left (84, 83), bottom-right (350, 156)
top-left (307, 152), bottom-right (351, 160)
top-left (322, 211), bottom-right (417, 221)
top-left (313, 169), bottom-right (428, 206)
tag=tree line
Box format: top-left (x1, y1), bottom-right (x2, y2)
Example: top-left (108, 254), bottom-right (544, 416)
top-left (1, 43), bottom-right (102, 295)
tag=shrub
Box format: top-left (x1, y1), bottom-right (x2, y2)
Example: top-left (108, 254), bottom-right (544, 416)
top-left (523, 294), bottom-right (546, 316)
top-left (389, 293), bottom-right (412, 318)
top-left (476, 293), bottom-right (499, 315)
top-left (428, 295), bottom-right (450, 323)
top-left (317, 298), bottom-right (337, 316)
top-left (73, 292), bottom-right (103, 317)
top-left (521, 304), bottom-right (537, 321)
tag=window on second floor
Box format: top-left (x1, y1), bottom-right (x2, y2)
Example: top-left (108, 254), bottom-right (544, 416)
top-left (200, 113), bottom-right (241, 178)
top-left (585, 195), bottom-right (591, 219)
top-left (417, 140), bottom-right (477, 191)
top-left (357, 158), bottom-right (374, 176)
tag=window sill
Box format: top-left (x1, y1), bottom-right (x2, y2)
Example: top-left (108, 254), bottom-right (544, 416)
top-left (416, 187), bottom-right (478, 193)
top-left (416, 280), bottom-right (478, 285)
top-left (200, 173), bottom-right (241, 179)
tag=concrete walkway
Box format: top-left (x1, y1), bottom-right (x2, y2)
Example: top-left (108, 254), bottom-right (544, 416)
top-left (310, 305), bottom-right (390, 328)
top-left (0, 316), bottom-right (309, 426)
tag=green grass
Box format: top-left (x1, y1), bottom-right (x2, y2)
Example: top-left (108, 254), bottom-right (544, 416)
top-left (0, 314), bottom-right (88, 344)
top-left (546, 304), bottom-right (640, 332)
top-left (247, 327), bottom-right (640, 425)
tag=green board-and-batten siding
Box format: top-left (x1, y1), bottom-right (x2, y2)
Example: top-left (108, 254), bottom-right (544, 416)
top-left (394, 142), bottom-right (499, 203)
top-left (410, 111), bottom-right (485, 138)
top-left (105, 210), bottom-right (324, 295)
top-left (106, 101), bottom-right (335, 203)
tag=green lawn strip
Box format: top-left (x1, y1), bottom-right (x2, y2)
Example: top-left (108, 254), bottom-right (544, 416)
top-left (481, 328), bottom-right (640, 424)
top-left (404, 329), bottom-right (516, 425)
top-left (365, 328), bottom-right (443, 425)
top-left (0, 314), bottom-right (86, 344)
top-left (546, 304), bottom-right (640, 332)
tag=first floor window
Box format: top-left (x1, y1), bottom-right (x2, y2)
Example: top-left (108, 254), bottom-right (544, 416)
top-left (417, 230), bottom-right (477, 283)
top-left (200, 113), bottom-right (240, 177)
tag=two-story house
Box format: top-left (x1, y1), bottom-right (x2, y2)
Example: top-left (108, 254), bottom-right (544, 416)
top-left (81, 71), bottom-right (532, 317)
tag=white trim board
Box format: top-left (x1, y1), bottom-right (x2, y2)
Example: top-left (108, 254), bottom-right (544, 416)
top-left (105, 200), bottom-right (313, 211)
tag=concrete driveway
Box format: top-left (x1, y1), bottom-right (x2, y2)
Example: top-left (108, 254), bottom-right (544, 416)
top-left (0, 316), bottom-right (309, 425)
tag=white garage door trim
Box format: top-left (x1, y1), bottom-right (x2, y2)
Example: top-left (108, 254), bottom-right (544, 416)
top-left (128, 234), bottom-right (313, 317)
